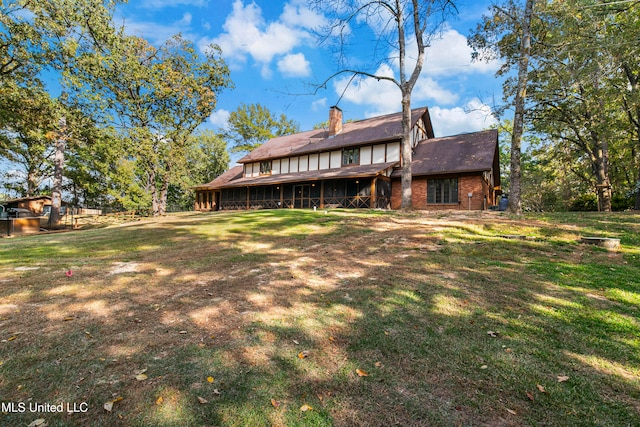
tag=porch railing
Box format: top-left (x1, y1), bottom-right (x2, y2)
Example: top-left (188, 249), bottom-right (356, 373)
top-left (220, 195), bottom-right (391, 211)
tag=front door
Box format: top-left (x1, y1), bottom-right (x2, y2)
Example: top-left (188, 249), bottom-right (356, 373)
top-left (294, 185), bottom-right (310, 209)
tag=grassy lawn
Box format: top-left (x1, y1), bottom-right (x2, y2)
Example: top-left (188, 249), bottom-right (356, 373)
top-left (1, 209), bottom-right (638, 426)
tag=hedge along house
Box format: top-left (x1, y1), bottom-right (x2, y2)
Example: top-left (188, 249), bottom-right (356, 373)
top-left (194, 106), bottom-right (500, 211)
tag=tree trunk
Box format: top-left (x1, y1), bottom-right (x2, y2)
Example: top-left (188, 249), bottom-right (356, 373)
top-left (149, 168), bottom-right (160, 217)
top-left (49, 117), bottom-right (66, 228)
top-left (26, 169), bottom-right (38, 197)
top-left (595, 155), bottom-right (612, 212)
top-left (635, 168), bottom-right (640, 210)
top-left (508, 0), bottom-right (534, 215)
top-left (400, 95), bottom-right (413, 210)
top-left (158, 173), bottom-right (169, 216)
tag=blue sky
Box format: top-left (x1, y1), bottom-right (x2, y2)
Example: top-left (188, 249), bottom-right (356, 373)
top-left (116, 0), bottom-right (504, 137)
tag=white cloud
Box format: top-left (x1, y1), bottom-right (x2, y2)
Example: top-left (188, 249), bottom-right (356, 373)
top-left (332, 64), bottom-right (401, 117)
top-left (280, 2), bottom-right (326, 29)
top-left (429, 99), bottom-right (497, 137)
top-left (413, 75), bottom-right (459, 105)
top-left (209, 109), bottom-right (230, 130)
top-left (177, 13), bottom-right (192, 26)
top-left (424, 28), bottom-right (501, 76)
top-left (203, 1), bottom-right (299, 66)
top-left (202, 0), bottom-right (324, 77)
top-left (332, 63), bottom-right (458, 117)
top-left (311, 97), bottom-right (327, 111)
top-left (385, 27), bottom-right (501, 77)
top-left (277, 53), bottom-right (311, 77)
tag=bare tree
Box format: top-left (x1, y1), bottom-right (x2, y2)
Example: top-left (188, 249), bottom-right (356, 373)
top-left (509, 0), bottom-right (535, 215)
top-left (311, 0), bottom-right (458, 209)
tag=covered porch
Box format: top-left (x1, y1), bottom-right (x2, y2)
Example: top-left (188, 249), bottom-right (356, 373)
top-left (195, 162), bottom-right (396, 211)
top-left (218, 177), bottom-right (391, 211)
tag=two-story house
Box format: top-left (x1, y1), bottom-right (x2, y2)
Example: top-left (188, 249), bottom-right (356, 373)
top-left (194, 106), bottom-right (500, 211)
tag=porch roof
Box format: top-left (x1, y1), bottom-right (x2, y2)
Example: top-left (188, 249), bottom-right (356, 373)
top-left (199, 162), bottom-right (398, 190)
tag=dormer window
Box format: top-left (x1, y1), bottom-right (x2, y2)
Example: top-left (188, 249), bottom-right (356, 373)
top-left (342, 148), bottom-right (360, 166)
top-left (260, 161), bottom-right (272, 174)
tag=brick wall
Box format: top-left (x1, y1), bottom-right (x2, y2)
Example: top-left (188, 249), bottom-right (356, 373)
top-left (391, 174), bottom-right (489, 210)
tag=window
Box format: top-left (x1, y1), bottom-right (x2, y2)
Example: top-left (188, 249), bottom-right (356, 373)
top-left (260, 161), bottom-right (272, 174)
top-left (428, 178), bottom-right (458, 204)
top-left (342, 148), bottom-right (360, 165)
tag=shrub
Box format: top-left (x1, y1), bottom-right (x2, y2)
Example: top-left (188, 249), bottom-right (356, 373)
top-left (569, 193), bottom-right (598, 211)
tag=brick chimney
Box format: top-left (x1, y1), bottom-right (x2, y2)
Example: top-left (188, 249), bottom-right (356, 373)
top-left (328, 106), bottom-right (343, 137)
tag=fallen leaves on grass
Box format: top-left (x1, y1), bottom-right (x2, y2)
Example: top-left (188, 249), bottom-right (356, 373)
top-left (135, 374), bottom-right (147, 381)
top-left (537, 384), bottom-right (546, 393)
top-left (506, 408), bottom-right (517, 415)
top-left (300, 404), bottom-right (313, 412)
top-left (526, 391), bottom-right (535, 401)
top-left (197, 396), bottom-right (208, 404)
top-left (156, 396), bottom-right (163, 405)
top-left (27, 419), bottom-right (47, 427)
top-left (557, 375), bottom-right (569, 382)
top-left (298, 350), bottom-right (309, 359)
top-left (271, 398), bottom-right (280, 408)
top-left (487, 330), bottom-right (498, 338)
top-left (104, 396), bottom-right (124, 412)
top-left (355, 368), bottom-right (369, 377)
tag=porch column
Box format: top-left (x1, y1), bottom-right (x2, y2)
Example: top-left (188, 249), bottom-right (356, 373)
top-left (371, 177), bottom-right (377, 208)
top-left (320, 181), bottom-right (325, 209)
top-left (246, 187), bottom-right (250, 210)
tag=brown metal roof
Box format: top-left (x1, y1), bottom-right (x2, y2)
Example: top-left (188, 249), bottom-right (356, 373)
top-left (237, 107), bottom-right (431, 163)
top-left (392, 129), bottom-right (499, 177)
top-left (201, 162), bottom-right (398, 190)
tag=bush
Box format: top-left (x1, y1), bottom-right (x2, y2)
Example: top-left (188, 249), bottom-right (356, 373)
top-left (569, 193), bottom-right (598, 211)
top-left (611, 194), bottom-right (634, 211)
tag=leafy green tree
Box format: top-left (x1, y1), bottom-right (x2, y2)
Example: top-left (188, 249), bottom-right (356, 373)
top-left (0, 87), bottom-right (58, 196)
top-left (471, 0), bottom-right (640, 212)
top-left (1, 0), bottom-right (124, 221)
top-left (167, 130), bottom-right (230, 211)
top-left (469, 0), bottom-right (537, 214)
top-left (225, 103), bottom-right (299, 153)
top-left (67, 32), bottom-right (232, 215)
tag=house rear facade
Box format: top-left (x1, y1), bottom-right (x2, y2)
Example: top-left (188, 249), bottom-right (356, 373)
top-left (194, 106), bottom-right (500, 211)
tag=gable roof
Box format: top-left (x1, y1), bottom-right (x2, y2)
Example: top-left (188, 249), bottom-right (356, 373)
top-left (392, 129), bottom-right (499, 179)
top-left (237, 107), bottom-right (432, 164)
